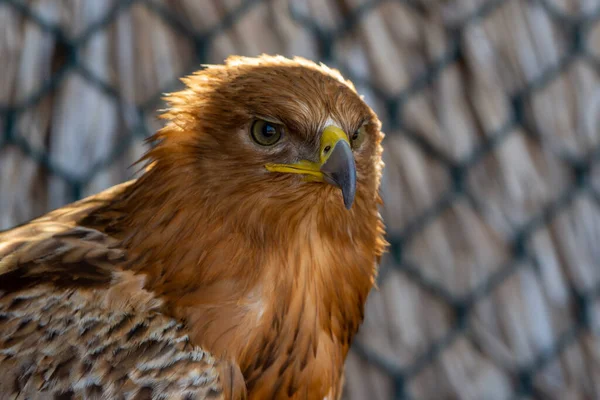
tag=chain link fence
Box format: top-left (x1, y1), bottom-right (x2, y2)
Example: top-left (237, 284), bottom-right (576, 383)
top-left (2, 0), bottom-right (600, 399)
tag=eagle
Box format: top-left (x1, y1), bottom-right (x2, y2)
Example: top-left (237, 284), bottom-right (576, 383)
top-left (0, 55), bottom-right (387, 400)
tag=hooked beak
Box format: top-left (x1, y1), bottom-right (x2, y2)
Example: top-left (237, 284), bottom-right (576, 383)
top-left (265, 125), bottom-right (357, 209)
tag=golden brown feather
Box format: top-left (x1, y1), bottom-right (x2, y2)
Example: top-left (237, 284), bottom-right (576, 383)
top-left (0, 55), bottom-right (386, 400)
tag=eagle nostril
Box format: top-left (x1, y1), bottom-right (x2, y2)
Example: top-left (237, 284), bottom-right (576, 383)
top-left (323, 145), bottom-right (331, 154)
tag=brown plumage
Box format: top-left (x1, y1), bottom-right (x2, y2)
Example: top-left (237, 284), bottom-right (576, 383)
top-left (0, 55), bottom-right (387, 399)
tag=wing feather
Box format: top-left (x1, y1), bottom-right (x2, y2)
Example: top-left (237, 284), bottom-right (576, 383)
top-left (0, 193), bottom-right (246, 400)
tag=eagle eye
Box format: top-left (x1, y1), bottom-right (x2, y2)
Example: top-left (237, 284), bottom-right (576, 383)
top-left (351, 125), bottom-right (367, 149)
top-left (251, 119), bottom-right (283, 146)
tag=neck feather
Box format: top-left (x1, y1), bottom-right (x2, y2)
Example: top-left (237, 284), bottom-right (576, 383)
top-left (84, 159), bottom-right (385, 399)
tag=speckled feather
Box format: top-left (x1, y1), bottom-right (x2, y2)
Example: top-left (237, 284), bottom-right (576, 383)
top-left (0, 55), bottom-right (386, 400)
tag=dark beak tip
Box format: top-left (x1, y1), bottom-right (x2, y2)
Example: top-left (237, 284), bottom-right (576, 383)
top-left (344, 197), bottom-right (354, 210)
top-left (343, 178), bottom-right (356, 210)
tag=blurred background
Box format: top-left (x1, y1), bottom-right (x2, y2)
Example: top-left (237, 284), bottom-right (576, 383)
top-left (2, 0), bottom-right (600, 399)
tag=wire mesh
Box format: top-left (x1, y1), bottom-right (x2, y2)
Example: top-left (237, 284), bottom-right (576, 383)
top-left (1, 0), bottom-right (600, 399)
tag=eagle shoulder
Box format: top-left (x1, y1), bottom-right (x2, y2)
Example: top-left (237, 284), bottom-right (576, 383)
top-left (0, 197), bottom-right (246, 400)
